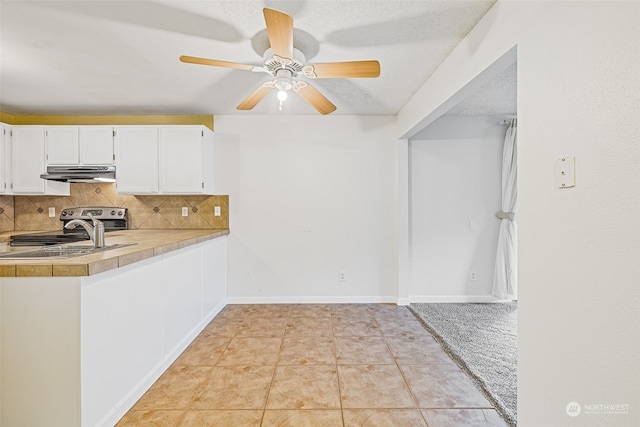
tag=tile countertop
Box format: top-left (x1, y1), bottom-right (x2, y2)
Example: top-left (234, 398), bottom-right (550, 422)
top-left (0, 229), bottom-right (229, 277)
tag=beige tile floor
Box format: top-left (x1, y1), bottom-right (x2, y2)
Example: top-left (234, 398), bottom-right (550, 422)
top-left (117, 304), bottom-right (509, 427)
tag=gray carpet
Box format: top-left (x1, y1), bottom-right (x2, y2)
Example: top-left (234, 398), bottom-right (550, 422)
top-left (409, 302), bottom-right (517, 426)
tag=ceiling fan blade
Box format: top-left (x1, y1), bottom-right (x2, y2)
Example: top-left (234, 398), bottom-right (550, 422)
top-left (263, 8), bottom-right (293, 60)
top-left (180, 55), bottom-right (258, 71)
top-left (294, 82), bottom-right (336, 115)
top-left (303, 60), bottom-right (381, 78)
top-left (237, 82), bottom-right (275, 110)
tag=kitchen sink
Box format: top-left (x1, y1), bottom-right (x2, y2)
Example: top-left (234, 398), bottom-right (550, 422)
top-left (0, 243), bottom-right (136, 259)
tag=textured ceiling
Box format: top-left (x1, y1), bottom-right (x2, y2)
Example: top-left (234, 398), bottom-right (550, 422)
top-left (0, 0), bottom-right (509, 116)
top-left (446, 62), bottom-right (517, 116)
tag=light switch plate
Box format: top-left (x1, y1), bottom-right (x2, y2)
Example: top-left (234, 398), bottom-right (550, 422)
top-left (555, 156), bottom-right (575, 188)
top-left (48, 207), bottom-right (56, 218)
top-left (181, 207), bottom-right (188, 217)
top-left (214, 206), bottom-right (221, 217)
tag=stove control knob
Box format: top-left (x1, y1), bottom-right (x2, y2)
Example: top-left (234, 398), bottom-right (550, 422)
top-left (111, 210), bottom-right (116, 216)
top-left (61, 211), bottom-right (67, 217)
top-left (68, 211), bottom-right (74, 216)
top-left (117, 211), bottom-right (124, 216)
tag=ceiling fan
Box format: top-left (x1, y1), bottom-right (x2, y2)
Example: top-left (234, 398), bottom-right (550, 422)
top-left (180, 8), bottom-right (380, 115)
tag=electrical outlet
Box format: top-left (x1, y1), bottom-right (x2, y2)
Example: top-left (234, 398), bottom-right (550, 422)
top-left (214, 206), bottom-right (221, 216)
top-left (470, 271), bottom-right (478, 281)
top-left (339, 271), bottom-right (347, 282)
top-left (48, 207), bottom-right (56, 218)
top-left (181, 207), bottom-right (188, 217)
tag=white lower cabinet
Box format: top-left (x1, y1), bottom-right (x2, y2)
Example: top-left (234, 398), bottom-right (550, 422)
top-left (0, 236), bottom-right (227, 427)
top-left (161, 245), bottom-right (204, 354)
top-left (81, 256), bottom-right (164, 427)
top-left (202, 236), bottom-right (228, 314)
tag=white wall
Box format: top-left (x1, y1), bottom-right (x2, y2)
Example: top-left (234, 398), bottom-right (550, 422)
top-left (399, 1), bottom-right (640, 426)
top-left (410, 115), bottom-right (504, 301)
top-left (214, 115), bottom-right (397, 302)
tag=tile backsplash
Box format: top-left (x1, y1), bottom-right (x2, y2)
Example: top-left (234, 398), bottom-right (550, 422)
top-left (0, 183), bottom-right (228, 232)
top-left (0, 196), bottom-right (15, 232)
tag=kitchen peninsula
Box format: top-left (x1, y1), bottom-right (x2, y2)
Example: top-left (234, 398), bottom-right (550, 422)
top-left (0, 228), bottom-right (229, 427)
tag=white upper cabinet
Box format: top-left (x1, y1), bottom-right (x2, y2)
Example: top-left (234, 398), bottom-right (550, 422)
top-left (13, 126), bottom-right (47, 193)
top-left (45, 126), bottom-right (79, 164)
top-left (0, 123), bottom-right (11, 194)
top-left (78, 126), bottom-right (113, 165)
top-left (114, 126), bottom-right (160, 194)
top-left (46, 125), bottom-right (114, 165)
top-left (11, 126), bottom-right (69, 195)
top-left (2, 123), bottom-right (213, 196)
top-left (79, 126), bottom-right (114, 165)
top-left (115, 125), bottom-right (214, 195)
top-left (159, 126), bottom-right (214, 194)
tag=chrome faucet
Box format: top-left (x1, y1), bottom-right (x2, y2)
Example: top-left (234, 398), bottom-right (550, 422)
top-left (64, 213), bottom-right (105, 248)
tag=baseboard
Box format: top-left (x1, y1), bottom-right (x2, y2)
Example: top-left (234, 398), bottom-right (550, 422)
top-left (100, 299), bottom-right (227, 427)
top-left (226, 296), bottom-right (398, 304)
top-left (396, 297), bottom-right (411, 306)
top-left (410, 295), bottom-right (511, 303)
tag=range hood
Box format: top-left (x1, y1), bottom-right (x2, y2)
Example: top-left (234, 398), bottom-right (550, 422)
top-left (40, 166), bottom-right (116, 183)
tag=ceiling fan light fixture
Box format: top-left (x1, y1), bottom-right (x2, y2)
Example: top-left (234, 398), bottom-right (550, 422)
top-left (275, 77), bottom-right (293, 91)
top-left (181, 8), bottom-right (377, 114)
top-left (263, 48), bottom-right (306, 73)
top-left (277, 89), bottom-right (287, 111)
top-left (274, 68), bottom-right (294, 91)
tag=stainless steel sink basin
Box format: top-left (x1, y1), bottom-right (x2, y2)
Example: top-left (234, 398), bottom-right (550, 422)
top-left (0, 243), bottom-right (136, 259)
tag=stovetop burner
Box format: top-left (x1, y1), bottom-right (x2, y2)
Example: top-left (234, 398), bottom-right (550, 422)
top-left (10, 206), bottom-right (128, 246)
top-left (10, 230), bottom-right (92, 246)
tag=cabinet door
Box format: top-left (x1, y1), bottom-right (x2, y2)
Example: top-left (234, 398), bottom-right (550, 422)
top-left (12, 126), bottom-right (46, 193)
top-left (202, 236), bottom-right (227, 316)
top-left (0, 124), bottom-right (10, 194)
top-left (46, 126), bottom-right (79, 165)
top-left (79, 126), bottom-right (114, 165)
top-left (162, 245), bottom-right (203, 353)
top-left (114, 126), bottom-right (159, 194)
top-left (159, 126), bottom-right (203, 194)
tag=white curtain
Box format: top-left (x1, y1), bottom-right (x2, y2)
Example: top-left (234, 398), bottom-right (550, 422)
top-left (493, 118), bottom-right (518, 300)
